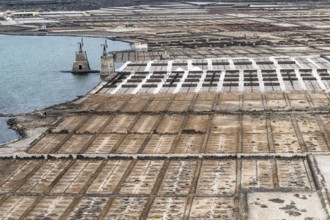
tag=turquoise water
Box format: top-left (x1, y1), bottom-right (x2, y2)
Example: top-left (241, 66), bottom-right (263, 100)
top-left (0, 34), bottom-right (130, 144)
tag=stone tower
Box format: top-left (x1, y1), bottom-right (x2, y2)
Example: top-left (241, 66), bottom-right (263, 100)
top-left (100, 40), bottom-right (116, 78)
top-left (160, 45), bottom-right (170, 60)
top-left (72, 38), bottom-right (91, 73)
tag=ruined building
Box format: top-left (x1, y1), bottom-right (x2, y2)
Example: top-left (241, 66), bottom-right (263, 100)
top-left (71, 38), bottom-right (92, 73)
top-left (100, 40), bottom-right (116, 78)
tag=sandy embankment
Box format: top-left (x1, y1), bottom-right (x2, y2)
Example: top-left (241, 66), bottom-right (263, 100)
top-left (0, 85), bottom-right (100, 154)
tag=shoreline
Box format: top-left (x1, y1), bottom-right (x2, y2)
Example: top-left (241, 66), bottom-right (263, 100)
top-left (0, 79), bottom-right (107, 149)
top-left (0, 33), bottom-right (132, 148)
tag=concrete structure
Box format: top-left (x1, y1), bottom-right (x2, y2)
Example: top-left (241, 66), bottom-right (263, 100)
top-left (133, 42), bottom-right (148, 51)
top-left (100, 40), bottom-right (116, 78)
top-left (71, 38), bottom-right (92, 74)
top-left (160, 47), bottom-right (170, 60)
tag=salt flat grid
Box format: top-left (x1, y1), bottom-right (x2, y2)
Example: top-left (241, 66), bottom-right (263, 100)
top-left (1, 91), bottom-right (330, 218)
top-left (0, 158), bottom-right (316, 219)
top-left (101, 55), bottom-right (330, 95)
top-left (22, 93), bottom-right (330, 156)
top-left (6, 4), bottom-right (330, 219)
